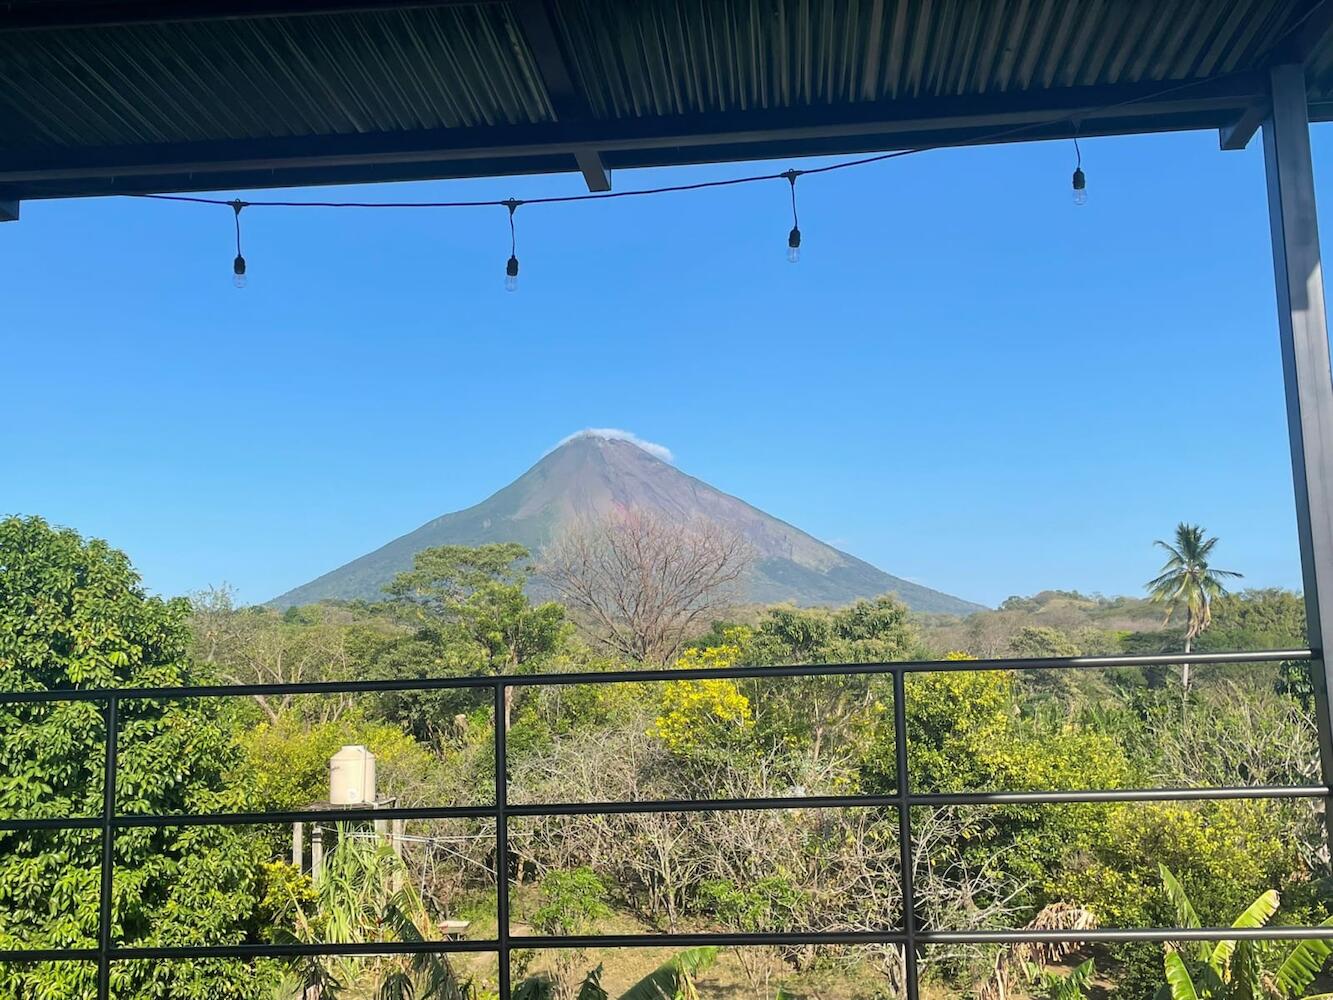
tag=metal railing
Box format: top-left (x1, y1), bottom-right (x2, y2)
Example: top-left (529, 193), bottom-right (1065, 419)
top-left (1, 648), bottom-right (1330, 1000)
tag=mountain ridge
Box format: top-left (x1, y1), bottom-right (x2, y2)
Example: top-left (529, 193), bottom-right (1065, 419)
top-left (270, 433), bottom-right (984, 615)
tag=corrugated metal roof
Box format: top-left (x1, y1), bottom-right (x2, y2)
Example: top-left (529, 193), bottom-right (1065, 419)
top-left (555, 0), bottom-right (1306, 117)
top-left (0, 4), bottom-right (553, 149)
top-left (0, 0), bottom-right (1326, 198)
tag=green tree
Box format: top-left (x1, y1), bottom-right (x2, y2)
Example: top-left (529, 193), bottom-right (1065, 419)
top-left (529, 868), bottom-right (612, 1000)
top-left (387, 544), bottom-right (567, 729)
top-left (0, 516), bottom-right (267, 999)
top-left (1146, 524), bottom-right (1242, 692)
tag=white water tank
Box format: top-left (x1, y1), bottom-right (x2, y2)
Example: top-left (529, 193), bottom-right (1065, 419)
top-left (329, 745), bottom-right (377, 805)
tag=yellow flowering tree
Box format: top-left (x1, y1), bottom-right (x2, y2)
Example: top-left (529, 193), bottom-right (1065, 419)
top-left (653, 632), bottom-right (754, 756)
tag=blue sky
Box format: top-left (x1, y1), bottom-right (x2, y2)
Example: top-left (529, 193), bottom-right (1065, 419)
top-left (3, 126), bottom-right (1328, 609)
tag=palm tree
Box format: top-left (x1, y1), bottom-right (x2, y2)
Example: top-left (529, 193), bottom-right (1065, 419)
top-left (1146, 524), bottom-right (1241, 694)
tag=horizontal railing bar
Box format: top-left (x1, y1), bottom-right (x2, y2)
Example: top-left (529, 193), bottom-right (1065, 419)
top-left (0, 948), bottom-right (99, 962)
top-left (112, 804), bottom-right (496, 828)
top-left (112, 939), bottom-right (503, 959)
top-left (506, 794), bottom-right (901, 816)
top-left (0, 649), bottom-right (1311, 705)
top-left (6, 784), bottom-right (1327, 833)
top-left (508, 931), bottom-right (908, 948)
top-left (0, 941), bottom-right (502, 963)
top-left (509, 927), bottom-right (1333, 947)
top-left (910, 785), bottom-right (1331, 806)
top-left (11, 925), bottom-right (1333, 963)
top-left (922, 927), bottom-right (1333, 943)
top-left (0, 816), bottom-right (103, 831)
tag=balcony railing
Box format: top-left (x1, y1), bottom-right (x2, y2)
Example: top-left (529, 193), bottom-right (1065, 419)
top-left (1, 648), bottom-right (1329, 1000)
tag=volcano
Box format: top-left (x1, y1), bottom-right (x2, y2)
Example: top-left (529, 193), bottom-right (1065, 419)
top-left (270, 431), bottom-right (982, 615)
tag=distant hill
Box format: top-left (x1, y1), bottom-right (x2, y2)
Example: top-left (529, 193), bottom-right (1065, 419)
top-left (270, 432), bottom-right (985, 615)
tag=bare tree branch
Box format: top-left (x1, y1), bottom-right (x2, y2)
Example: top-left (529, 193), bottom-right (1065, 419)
top-left (541, 510), bottom-right (752, 663)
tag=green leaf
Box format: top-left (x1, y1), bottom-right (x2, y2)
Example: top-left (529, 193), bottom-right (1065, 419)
top-left (1160, 865), bottom-right (1209, 964)
top-left (1163, 952), bottom-right (1200, 1000)
top-left (1276, 915), bottom-right (1333, 995)
top-left (512, 977), bottom-right (556, 1000)
top-left (1208, 889), bottom-right (1279, 972)
top-left (617, 947), bottom-right (719, 1000)
top-left (577, 965), bottom-right (610, 1000)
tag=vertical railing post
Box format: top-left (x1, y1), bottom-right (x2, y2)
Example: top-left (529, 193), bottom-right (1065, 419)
top-left (96, 695), bottom-right (118, 1000)
top-left (1264, 62), bottom-right (1333, 857)
top-left (494, 680), bottom-right (510, 999)
top-left (892, 669), bottom-right (919, 999)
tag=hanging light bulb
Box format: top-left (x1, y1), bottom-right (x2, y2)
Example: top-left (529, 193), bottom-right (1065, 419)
top-left (230, 200), bottom-right (248, 288)
top-left (1070, 136), bottom-right (1086, 206)
top-left (503, 199), bottom-right (521, 293)
top-left (782, 169), bottom-right (803, 263)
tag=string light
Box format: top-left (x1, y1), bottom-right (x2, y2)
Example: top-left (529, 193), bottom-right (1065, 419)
top-left (230, 199), bottom-right (248, 287)
top-left (504, 199), bottom-right (520, 292)
top-left (1071, 137), bottom-right (1087, 206)
top-left (783, 169), bottom-right (802, 263)
top-left (131, 74), bottom-right (1246, 291)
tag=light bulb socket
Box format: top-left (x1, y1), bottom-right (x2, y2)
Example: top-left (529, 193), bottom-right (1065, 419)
top-left (506, 255), bottom-right (519, 278)
top-left (233, 254), bottom-right (247, 277)
top-left (1072, 167), bottom-right (1086, 192)
top-left (788, 227), bottom-right (801, 249)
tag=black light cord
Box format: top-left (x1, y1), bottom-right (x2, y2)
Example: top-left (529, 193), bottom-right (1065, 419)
top-left (505, 199), bottom-right (518, 257)
top-left (130, 70), bottom-right (1249, 284)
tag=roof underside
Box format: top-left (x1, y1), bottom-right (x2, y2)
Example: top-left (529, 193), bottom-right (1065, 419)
top-left (2, 0), bottom-right (1332, 200)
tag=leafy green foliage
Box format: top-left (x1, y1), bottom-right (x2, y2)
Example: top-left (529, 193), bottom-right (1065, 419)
top-left (0, 516), bottom-right (266, 998)
top-left (532, 868), bottom-right (611, 937)
top-left (1153, 867), bottom-right (1331, 1000)
top-left (274, 828), bottom-right (474, 1000)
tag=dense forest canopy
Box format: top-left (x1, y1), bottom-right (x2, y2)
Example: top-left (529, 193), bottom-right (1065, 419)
top-left (0, 514), bottom-right (1327, 999)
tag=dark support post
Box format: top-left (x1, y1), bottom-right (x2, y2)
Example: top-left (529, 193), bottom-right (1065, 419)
top-left (494, 682), bottom-right (510, 998)
top-left (1264, 62), bottom-right (1333, 851)
top-left (892, 670), bottom-right (919, 999)
top-left (0, 201), bottom-right (17, 221)
top-left (96, 696), bottom-right (118, 1000)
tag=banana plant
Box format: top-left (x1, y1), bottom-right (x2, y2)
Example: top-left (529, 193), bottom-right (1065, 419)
top-left (273, 827), bottom-right (476, 1000)
top-left (514, 947), bottom-right (720, 1000)
top-left (1154, 864), bottom-right (1333, 1000)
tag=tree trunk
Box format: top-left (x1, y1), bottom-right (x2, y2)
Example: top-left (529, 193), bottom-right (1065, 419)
top-left (1181, 634), bottom-right (1192, 701)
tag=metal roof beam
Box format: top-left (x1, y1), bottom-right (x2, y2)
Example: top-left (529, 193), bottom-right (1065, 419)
top-left (0, 75), bottom-right (1260, 196)
top-left (1220, 96), bottom-right (1270, 150)
top-left (0, 0), bottom-right (498, 31)
top-left (510, 0), bottom-right (609, 192)
top-left (0, 200), bottom-right (17, 221)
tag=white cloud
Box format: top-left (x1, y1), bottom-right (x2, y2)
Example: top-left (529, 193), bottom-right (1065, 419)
top-left (555, 428), bottom-right (674, 462)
